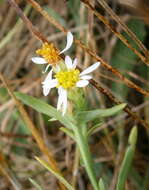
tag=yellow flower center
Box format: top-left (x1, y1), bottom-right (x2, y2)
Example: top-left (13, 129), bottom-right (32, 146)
top-left (55, 69), bottom-right (80, 89)
top-left (36, 43), bottom-right (61, 65)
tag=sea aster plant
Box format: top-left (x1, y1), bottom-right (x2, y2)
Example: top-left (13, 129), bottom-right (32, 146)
top-left (42, 55), bottom-right (100, 115)
top-left (31, 32), bottom-right (73, 72)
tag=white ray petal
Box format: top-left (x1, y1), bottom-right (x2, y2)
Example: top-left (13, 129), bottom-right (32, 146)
top-left (80, 62), bottom-right (100, 76)
top-left (59, 32), bottom-right (73, 54)
top-left (31, 57), bottom-right (47, 64)
top-left (42, 69), bottom-right (53, 84)
top-left (42, 64), bottom-right (51, 73)
top-left (65, 56), bottom-right (73, 69)
top-left (43, 87), bottom-right (51, 96)
top-left (42, 79), bottom-right (58, 89)
top-left (57, 87), bottom-right (63, 110)
top-left (76, 80), bottom-right (89, 87)
top-left (80, 75), bottom-right (92, 80)
top-left (72, 58), bottom-right (78, 69)
top-left (62, 89), bottom-right (67, 115)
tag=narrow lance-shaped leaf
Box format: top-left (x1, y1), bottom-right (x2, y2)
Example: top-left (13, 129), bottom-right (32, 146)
top-left (87, 122), bottom-right (103, 137)
top-left (98, 178), bottom-right (106, 190)
top-left (116, 126), bottom-right (138, 190)
top-left (76, 103), bottom-right (126, 123)
top-left (15, 92), bottom-right (76, 129)
top-left (60, 127), bottom-right (75, 140)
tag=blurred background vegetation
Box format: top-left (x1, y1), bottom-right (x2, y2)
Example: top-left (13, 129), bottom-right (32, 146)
top-left (0, 0), bottom-right (149, 189)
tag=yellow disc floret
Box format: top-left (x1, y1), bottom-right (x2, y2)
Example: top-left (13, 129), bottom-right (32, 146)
top-left (36, 43), bottom-right (61, 65)
top-left (55, 69), bottom-right (80, 89)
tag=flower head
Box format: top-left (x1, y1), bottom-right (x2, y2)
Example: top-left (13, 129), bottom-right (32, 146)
top-left (42, 56), bottom-right (100, 115)
top-left (55, 69), bottom-right (80, 89)
top-left (31, 32), bottom-right (73, 72)
top-left (36, 43), bottom-right (61, 65)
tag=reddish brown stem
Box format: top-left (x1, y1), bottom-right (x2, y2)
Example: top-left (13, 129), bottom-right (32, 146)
top-left (81, 0), bottom-right (149, 66)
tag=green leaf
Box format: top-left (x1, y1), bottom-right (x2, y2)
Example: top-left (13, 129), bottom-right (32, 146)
top-left (35, 157), bottom-right (75, 190)
top-left (111, 19), bottom-right (146, 99)
top-left (15, 92), bottom-right (76, 129)
top-left (48, 118), bottom-right (57, 122)
top-left (0, 87), bottom-right (9, 102)
top-left (60, 127), bottom-right (75, 140)
top-left (76, 103), bottom-right (126, 123)
top-left (44, 6), bottom-right (66, 27)
top-left (87, 122), bottom-right (103, 137)
top-left (128, 126), bottom-right (138, 146)
top-left (67, 0), bottom-right (81, 25)
top-left (98, 178), bottom-right (106, 190)
top-left (116, 127), bottom-right (138, 190)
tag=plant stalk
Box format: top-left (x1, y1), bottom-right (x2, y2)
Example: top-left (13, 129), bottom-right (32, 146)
top-left (74, 126), bottom-right (99, 190)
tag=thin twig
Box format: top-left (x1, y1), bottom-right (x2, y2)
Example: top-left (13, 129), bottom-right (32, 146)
top-left (76, 40), bottom-right (149, 97)
top-left (97, 0), bottom-right (149, 59)
top-left (0, 131), bottom-right (31, 138)
top-left (7, 0), bottom-right (48, 43)
top-left (27, 0), bottom-right (67, 33)
top-left (81, 0), bottom-right (149, 66)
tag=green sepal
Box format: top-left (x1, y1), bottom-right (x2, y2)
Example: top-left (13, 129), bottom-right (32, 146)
top-left (68, 88), bottom-right (88, 112)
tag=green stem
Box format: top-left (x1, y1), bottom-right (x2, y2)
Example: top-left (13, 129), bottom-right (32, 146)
top-left (74, 126), bottom-right (99, 190)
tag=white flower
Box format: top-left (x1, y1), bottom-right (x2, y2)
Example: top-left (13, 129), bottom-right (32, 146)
top-left (42, 56), bottom-right (100, 115)
top-left (31, 32), bottom-right (73, 73)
